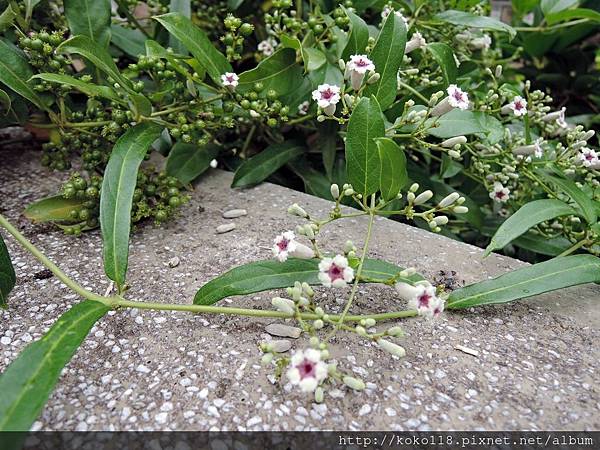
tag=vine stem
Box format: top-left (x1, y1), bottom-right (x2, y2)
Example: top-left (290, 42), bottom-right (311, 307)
top-left (0, 214), bottom-right (417, 322)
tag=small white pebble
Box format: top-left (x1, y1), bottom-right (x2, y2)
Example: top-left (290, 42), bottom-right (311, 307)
top-left (216, 223), bottom-right (236, 234)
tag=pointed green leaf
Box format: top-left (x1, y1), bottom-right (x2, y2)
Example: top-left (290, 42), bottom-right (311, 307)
top-left (484, 199), bottom-right (579, 256)
top-left (110, 24), bottom-right (147, 57)
top-left (341, 6), bottom-right (369, 60)
top-left (0, 233), bottom-right (16, 308)
top-left (24, 195), bottom-right (88, 223)
top-left (427, 43), bottom-right (457, 87)
top-left (0, 39), bottom-right (47, 111)
top-left (154, 13), bottom-right (231, 83)
top-left (194, 258), bottom-right (423, 305)
top-left (237, 48), bottom-right (303, 96)
top-left (345, 96), bottom-right (385, 198)
top-left (376, 138), bottom-right (407, 201)
top-left (57, 35), bottom-right (133, 92)
top-left (0, 3), bottom-right (19, 33)
top-left (168, 0), bottom-right (191, 55)
top-left (166, 142), bottom-right (219, 184)
top-left (447, 255), bottom-right (600, 309)
top-left (232, 141), bottom-right (305, 188)
top-left (0, 88), bottom-right (10, 112)
top-left (545, 8), bottom-right (600, 25)
top-left (0, 301), bottom-right (109, 430)
top-left (100, 123), bottom-right (163, 289)
top-left (427, 109), bottom-right (495, 138)
top-left (541, 0), bottom-right (578, 15)
top-left (30, 73), bottom-right (122, 103)
top-left (537, 168), bottom-right (597, 224)
top-left (64, 0), bottom-right (111, 48)
top-left (364, 12), bottom-right (407, 109)
top-left (435, 10), bottom-right (516, 39)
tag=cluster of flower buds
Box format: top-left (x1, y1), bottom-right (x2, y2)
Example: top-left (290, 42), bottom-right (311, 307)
top-left (221, 14), bottom-right (254, 61)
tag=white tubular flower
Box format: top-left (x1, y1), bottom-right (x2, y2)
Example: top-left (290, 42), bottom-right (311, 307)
top-left (446, 84), bottom-right (470, 110)
top-left (273, 231), bottom-right (297, 262)
top-left (221, 72), bottom-right (239, 90)
top-left (512, 143), bottom-right (538, 156)
top-left (318, 255), bottom-right (354, 288)
top-left (291, 243), bottom-right (316, 259)
top-left (543, 107), bottom-right (567, 128)
top-left (382, 7), bottom-right (409, 27)
top-left (470, 34), bottom-right (491, 51)
top-left (441, 136), bottom-right (467, 148)
top-left (404, 282), bottom-right (444, 318)
top-left (257, 38), bottom-right (276, 56)
top-left (287, 348), bottom-right (328, 393)
top-left (438, 192), bottom-right (460, 208)
top-left (431, 85), bottom-right (470, 116)
top-left (489, 182), bottom-right (510, 203)
top-left (405, 32), bottom-right (426, 54)
top-left (534, 140), bottom-right (544, 158)
top-left (312, 84), bottom-right (341, 116)
top-left (579, 147), bottom-right (599, 167)
top-left (506, 96), bottom-right (527, 117)
top-left (297, 100), bottom-right (310, 116)
top-left (346, 55), bottom-right (375, 91)
top-left (394, 281), bottom-right (419, 300)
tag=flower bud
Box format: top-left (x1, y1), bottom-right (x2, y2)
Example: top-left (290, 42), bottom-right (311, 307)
top-left (438, 192), bottom-right (460, 208)
top-left (272, 297), bottom-right (295, 315)
top-left (581, 130), bottom-right (595, 141)
top-left (290, 242), bottom-right (315, 259)
top-left (338, 59), bottom-right (345, 72)
top-left (344, 93), bottom-right (354, 107)
top-left (313, 319), bottom-right (324, 330)
top-left (367, 72), bottom-right (380, 84)
top-left (317, 115), bottom-right (326, 122)
top-left (330, 183), bottom-right (340, 199)
top-left (495, 65), bottom-right (503, 77)
top-left (309, 336), bottom-right (319, 347)
top-left (354, 325), bottom-right (367, 336)
top-left (409, 183), bottom-right (419, 192)
top-left (386, 326), bottom-right (404, 337)
top-left (394, 282), bottom-right (418, 300)
top-left (433, 215), bottom-right (449, 226)
top-left (441, 136), bottom-right (467, 148)
top-left (343, 376), bottom-right (366, 391)
top-left (413, 190), bottom-right (433, 205)
top-left (288, 203), bottom-right (308, 218)
top-left (315, 386), bottom-right (324, 403)
top-left (364, 318), bottom-right (376, 327)
top-left (448, 150), bottom-right (461, 159)
top-left (344, 188), bottom-right (354, 196)
top-left (344, 240), bottom-right (355, 253)
top-left (407, 192), bottom-right (415, 203)
top-left (453, 206), bottom-right (469, 214)
top-left (378, 339), bottom-right (406, 357)
top-left (302, 282), bottom-right (314, 296)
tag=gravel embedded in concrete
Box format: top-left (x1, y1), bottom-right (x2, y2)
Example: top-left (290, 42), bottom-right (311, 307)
top-left (1, 148), bottom-right (599, 431)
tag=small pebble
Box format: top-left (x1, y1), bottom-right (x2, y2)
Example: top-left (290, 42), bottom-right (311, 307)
top-left (222, 209), bottom-right (247, 219)
top-left (216, 223), bottom-right (236, 234)
top-left (265, 324), bottom-right (302, 339)
top-left (168, 257), bottom-right (180, 268)
top-left (269, 339), bottom-right (292, 353)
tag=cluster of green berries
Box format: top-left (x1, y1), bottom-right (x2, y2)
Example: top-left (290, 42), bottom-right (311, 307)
top-left (332, 3), bottom-right (354, 29)
top-left (19, 29), bottom-right (69, 77)
top-left (169, 110), bottom-right (214, 145)
top-left (234, 83), bottom-right (290, 127)
top-left (41, 141), bottom-right (71, 171)
top-left (192, 0), bottom-right (230, 40)
top-left (222, 14), bottom-right (254, 61)
top-left (133, 170), bottom-right (191, 225)
top-left (61, 173), bottom-right (102, 234)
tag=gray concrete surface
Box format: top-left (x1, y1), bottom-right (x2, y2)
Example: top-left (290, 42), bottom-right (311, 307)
top-left (0, 146), bottom-right (599, 431)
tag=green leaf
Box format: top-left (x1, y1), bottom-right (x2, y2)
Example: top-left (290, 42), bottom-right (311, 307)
top-left (287, 158), bottom-right (332, 200)
top-left (237, 48), bottom-right (303, 96)
top-left (427, 43), bottom-right (457, 87)
top-left (100, 123), bottom-right (163, 290)
top-left (545, 8), bottom-right (600, 25)
top-left (30, 73), bottom-right (122, 103)
top-left (376, 138), bottom-right (407, 201)
top-left (231, 140), bottom-right (305, 188)
top-left (484, 199), bottom-right (579, 256)
top-left (166, 142), bottom-right (219, 184)
top-left (57, 35), bottom-right (133, 92)
top-left (110, 24), bottom-right (147, 57)
top-left (168, 0), bottom-right (191, 55)
top-left (0, 88), bottom-right (10, 112)
top-left (537, 169), bottom-right (597, 224)
top-left (541, 0), bottom-right (578, 15)
top-left (154, 13), bottom-right (231, 83)
top-left (24, 195), bottom-right (88, 223)
top-left (345, 96), bottom-right (385, 197)
top-left (0, 39), bottom-right (47, 111)
top-left (341, 6), bottom-right (370, 60)
top-left (0, 3), bottom-right (19, 33)
top-left (447, 255), bottom-right (600, 309)
top-left (427, 109), bottom-right (492, 138)
top-left (0, 233), bottom-right (16, 308)
top-left (0, 300), bottom-right (109, 430)
top-left (194, 258), bottom-right (423, 305)
top-left (364, 11), bottom-right (407, 109)
top-left (319, 121), bottom-right (339, 180)
top-left (435, 10), bottom-right (516, 39)
top-left (64, 0), bottom-right (111, 48)
top-left (280, 35), bottom-right (325, 73)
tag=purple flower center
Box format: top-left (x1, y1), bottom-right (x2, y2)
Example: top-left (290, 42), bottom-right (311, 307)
top-left (226, 75), bottom-right (235, 82)
top-left (298, 359), bottom-right (316, 379)
top-left (585, 152), bottom-right (595, 161)
top-left (320, 89), bottom-right (335, 100)
top-left (495, 191), bottom-right (506, 199)
top-left (354, 59), bottom-right (368, 67)
top-left (277, 238), bottom-right (289, 251)
top-left (453, 91), bottom-right (464, 102)
top-left (514, 101), bottom-right (525, 110)
top-left (417, 292), bottom-right (432, 308)
top-left (327, 263), bottom-right (344, 282)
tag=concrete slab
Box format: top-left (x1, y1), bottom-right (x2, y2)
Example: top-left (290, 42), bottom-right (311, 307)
top-left (0, 148), bottom-right (599, 431)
